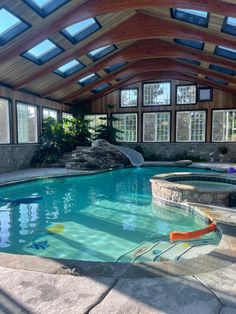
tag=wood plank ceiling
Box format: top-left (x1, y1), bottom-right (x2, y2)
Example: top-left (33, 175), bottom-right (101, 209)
top-left (1, 0), bottom-right (236, 105)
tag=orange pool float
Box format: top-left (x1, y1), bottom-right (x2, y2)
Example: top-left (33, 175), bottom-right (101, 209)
top-left (170, 223), bottom-right (216, 241)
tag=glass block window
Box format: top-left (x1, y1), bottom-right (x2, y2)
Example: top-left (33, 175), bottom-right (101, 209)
top-left (212, 110), bottom-right (236, 142)
top-left (176, 85), bottom-right (197, 105)
top-left (171, 8), bottom-right (209, 27)
top-left (78, 73), bottom-right (100, 86)
top-left (0, 8), bottom-right (30, 46)
top-left (176, 111), bottom-right (206, 142)
top-left (222, 17), bottom-right (236, 36)
top-left (143, 112), bottom-right (170, 142)
top-left (17, 102), bottom-right (38, 143)
top-left (91, 83), bottom-right (111, 94)
top-left (84, 114), bottom-right (107, 136)
top-left (22, 39), bottom-right (64, 65)
top-left (88, 45), bottom-right (117, 61)
top-left (0, 98), bottom-right (10, 144)
top-left (22, 0), bottom-right (70, 18)
top-left (54, 59), bottom-right (85, 78)
top-left (209, 64), bottom-right (236, 76)
top-left (215, 45), bottom-right (236, 61)
top-left (174, 39), bottom-right (204, 50)
top-left (61, 18), bottom-right (101, 44)
top-left (120, 89), bottom-right (138, 107)
top-left (143, 82), bottom-right (171, 106)
top-left (62, 112), bottom-right (73, 120)
top-left (43, 108), bottom-right (58, 120)
top-left (112, 113), bottom-right (137, 142)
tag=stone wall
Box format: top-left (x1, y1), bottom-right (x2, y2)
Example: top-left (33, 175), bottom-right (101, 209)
top-left (125, 143), bottom-right (236, 162)
top-left (0, 145), bottom-right (40, 173)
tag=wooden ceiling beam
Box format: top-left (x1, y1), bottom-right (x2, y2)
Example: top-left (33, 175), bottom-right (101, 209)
top-left (61, 58), bottom-right (236, 102)
top-left (14, 12), bottom-right (236, 90)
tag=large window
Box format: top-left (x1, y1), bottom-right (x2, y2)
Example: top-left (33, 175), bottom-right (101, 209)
top-left (84, 114), bottom-right (107, 136)
top-left (17, 103), bottom-right (38, 143)
top-left (43, 108), bottom-right (58, 120)
top-left (112, 113), bottom-right (137, 142)
top-left (176, 85), bottom-right (197, 105)
top-left (0, 98), bottom-right (10, 144)
top-left (143, 112), bottom-right (170, 142)
top-left (143, 82), bottom-right (171, 106)
top-left (176, 111), bottom-right (206, 142)
top-left (62, 112), bottom-right (73, 120)
top-left (212, 110), bottom-right (236, 142)
top-left (120, 89), bottom-right (138, 107)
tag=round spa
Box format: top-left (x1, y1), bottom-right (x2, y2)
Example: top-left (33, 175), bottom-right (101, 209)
top-left (151, 172), bottom-right (236, 207)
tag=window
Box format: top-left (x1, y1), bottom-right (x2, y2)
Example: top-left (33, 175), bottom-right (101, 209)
top-left (61, 18), bottom-right (101, 44)
top-left (116, 74), bottom-right (129, 81)
top-left (176, 85), bottom-right (196, 105)
top-left (222, 17), bottom-right (236, 36)
top-left (215, 45), bottom-right (236, 61)
top-left (177, 58), bottom-right (201, 66)
top-left (112, 113), bottom-right (137, 142)
top-left (198, 87), bottom-right (213, 102)
top-left (54, 59), bottom-right (85, 78)
top-left (171, 8), bottom-right (209, 27)
top-left (91, 83), bottom-right (111, 94)
top-left (212, 110), bottom-right (236, 142)
top-left (22, 0), bottom-right (70, 18)
top-left (22, 39), bottom-right (64, 65)
top-left (143, 82), bottom-right (171, 106)
top-left (206, 76), bottom-right (228, 85)
top-left (176, 111), bottom-right (206, 142)
top-left (143, 112), bottom-right (170, 142)
top-left (209, 64), bottom-right (236, 76)
top-left (62, 112), bottom-right (73, 120)
top-left (88, 45), bottom-right (117, 61)
top-left (174, 39), bottom-right (204, 50)
top-left (43, 108), bottom-right (58, 120)
top-left (78, 73), bottom-right (100, 87)
top-left (17, 103), bottom-right (38, 143)
top-left (104, 62), bottom-right (127, 73)
top-left (84, 114), bottom-right (107, 136)
top-left (0, 8), bottom-right (30, 46)
top-left (0, 98), bottom-right (10, 144)
top-left (120, 89), bottom-right (138, 107)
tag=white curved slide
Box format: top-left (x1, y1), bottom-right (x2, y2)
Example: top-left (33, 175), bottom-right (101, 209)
top-left (113, 145), bottom-right (144, 167)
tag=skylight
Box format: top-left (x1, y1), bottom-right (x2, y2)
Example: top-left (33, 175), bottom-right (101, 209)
top-left (104, 62), bottom-right (127, 73)
top-left (88, 45), bottom-right (117, 61)
top-left (78, 73), bottom-right (100, 87)
top-left (215, 45), bottom-right (236, 60)
top-left (171, 8), bottom-right (209, 27)
top-left (54, 59), bottom-right (85, 78)
top-left (23, 0), bottom-right (70, 17)
top-left (91, 83), bottom-right (111, 94)
top-left (206, 76), bottom-right (228, 85)
top-left (61, 18), bottom-right (101, 44)
top-left (222, 17), bottom-right (236, 36)
top-left (177, 58), bottom-right (201, 66)
top-left (174, 38), bottom-right (204, 50)
top-left (116, 74), bottom-right (129, 81)
top-left (22, 39), bottom-right (64, 65)
top-left (209, 64), bottom-right (236, 76)
top-left (0, 8), bottom-right (30, 46)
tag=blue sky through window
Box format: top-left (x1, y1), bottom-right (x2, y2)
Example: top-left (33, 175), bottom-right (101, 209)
top-left (57, 60), bottom-right (80, 73)
top-left (27, 39), bottom-right (56, 58)
top-left (31, 0), bottom-right (52, 8)
top-left (89, 45), bottom-right (111, 56)
top-left (227, 17), bottom-right (236, 27)
top-left (65, 18), bottom-right (96, 36)
top-left (0, 8), bottom-right (21, 35)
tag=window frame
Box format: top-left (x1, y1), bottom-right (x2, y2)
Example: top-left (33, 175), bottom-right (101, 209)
top-left (22, 0), bottom-right (70, 18)
top-left (176, 84), bottom-right (197, 105)
top-left (78, 73), bottom-right (100, 87)
top-left (142, 111), bottom-right (171, 143)
top-left (170, 8), bottom-right (209, 28)
top-left (175, 109), bottom-right (207, 143)
top-left (16, 100), bottom-right (39, 144)
top-left (142, 81), bottom-right (172, 107)
top-left (0, 96), bottom-right (12, 145)
top-left (54, 59), bottom-right (85, 78)
top-left (174, 38), bottom-right (205, 50)
top-left (120, 88), bottom-right (138, 108)
top-left (221, 17), bottom-right (236, 37)
top-left (112, 112), bottom-right (138, 143)
top-left (197, 87), bottom-right (213, 102)
top-left (214, 45), bottom-right (236, 61)
top-left (211, 108), bottom-right (236, 143)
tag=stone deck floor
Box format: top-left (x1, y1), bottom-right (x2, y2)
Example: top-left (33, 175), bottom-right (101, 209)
top-left (0, 164), bottom-right (235, 313)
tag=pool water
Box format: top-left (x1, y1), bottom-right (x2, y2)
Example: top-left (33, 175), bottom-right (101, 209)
top-left (0, 167), bottom-right (220, 262)
top-left (176, 180), bottom-right (236, 191)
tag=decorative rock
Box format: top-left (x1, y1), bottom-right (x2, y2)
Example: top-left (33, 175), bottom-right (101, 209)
top-left (174, 160), bottom-right (192, 166)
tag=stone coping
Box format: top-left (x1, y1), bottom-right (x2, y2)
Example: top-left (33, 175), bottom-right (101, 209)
top-left (0, 166), bottom-right (235, 278)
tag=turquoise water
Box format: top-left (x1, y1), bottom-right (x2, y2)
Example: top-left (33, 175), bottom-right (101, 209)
top-left (0, 167), bottom-right (220, 262)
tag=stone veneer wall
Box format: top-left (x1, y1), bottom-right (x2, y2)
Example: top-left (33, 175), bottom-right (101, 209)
top-left (0, 145), bottom-right (40, 173)
top-left (125, 143), bottom-right (236, 162)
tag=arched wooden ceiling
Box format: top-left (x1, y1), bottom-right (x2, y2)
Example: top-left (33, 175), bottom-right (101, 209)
top-left (1, 0), bottom-right (236, 105)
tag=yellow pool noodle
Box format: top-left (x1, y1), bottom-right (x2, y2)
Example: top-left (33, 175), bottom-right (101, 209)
top-left (47, 224), bottom-right (65, 234)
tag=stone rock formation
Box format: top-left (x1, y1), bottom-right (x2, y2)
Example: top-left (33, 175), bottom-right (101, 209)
top-left (66, 139), bottom-right (131, 170)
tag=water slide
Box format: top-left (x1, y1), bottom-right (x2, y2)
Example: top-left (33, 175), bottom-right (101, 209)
top-left (113, 145), bottom-right (144, 167)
